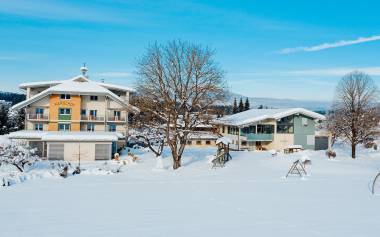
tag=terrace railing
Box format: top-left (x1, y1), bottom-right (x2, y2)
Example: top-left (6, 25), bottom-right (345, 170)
top-left (27, 114), bottom-right (49, 121)
top-left (240, 133), bottom-right (274, 141)
top-left (81, 115), bottom-right (105, 121)
top-left (107, 116), bottom-right (126, 122)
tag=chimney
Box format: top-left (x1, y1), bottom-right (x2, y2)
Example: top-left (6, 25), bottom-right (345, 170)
top-left (80, 63), bottom-right (88, 77)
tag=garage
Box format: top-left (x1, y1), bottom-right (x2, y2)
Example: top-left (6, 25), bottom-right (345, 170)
top-left (315, 136), bottom-right (329, 150)
top-left (8, 131), bottom-right (124, 161)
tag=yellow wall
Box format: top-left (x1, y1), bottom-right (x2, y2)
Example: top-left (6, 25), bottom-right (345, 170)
top-left (48, 94), bottom-right (81, 131)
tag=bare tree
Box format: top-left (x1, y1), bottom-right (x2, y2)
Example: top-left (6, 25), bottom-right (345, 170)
top-left (329, 71), bottom-right (379, 158)
top-left (136, 40), bottom-right (226, 169)
top-left (129, 96), bottom-right (165, 159)
top-left (0, 141), bottom-right (39, 172)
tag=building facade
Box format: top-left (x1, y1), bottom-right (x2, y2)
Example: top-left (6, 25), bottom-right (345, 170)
top-left (214, 108), bottom-right (328, 151)
top-left (9, 67), bottom-right (139, 161)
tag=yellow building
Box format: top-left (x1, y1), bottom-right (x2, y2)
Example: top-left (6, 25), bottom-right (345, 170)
top-left (8, 67), bottom-right (139, 161)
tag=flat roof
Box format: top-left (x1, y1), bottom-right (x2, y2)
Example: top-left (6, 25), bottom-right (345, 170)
top-left (7, 131), bottom-right (125, 142)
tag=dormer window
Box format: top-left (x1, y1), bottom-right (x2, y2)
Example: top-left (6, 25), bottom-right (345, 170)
top-left (60, 94), bottom-right (71, 100)
top-left (90, 95), bottom-right (98, 101)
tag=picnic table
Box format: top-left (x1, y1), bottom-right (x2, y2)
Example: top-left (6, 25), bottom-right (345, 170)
top-left (284, 145), bottom-right (303, 154)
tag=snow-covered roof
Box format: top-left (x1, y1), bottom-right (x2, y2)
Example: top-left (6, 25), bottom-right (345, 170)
top-left (19, 80), bottom-right (62, 88)
top-left (216, 137), bottom-right (232, 145)
top-left (96, 81), bottom-right (135, 93)
top-left (188, 131), bottom-right (219, 140)
top-left (12, 79), bottom-right (139, 113)
top-left (214, 108), bottom-right (326, 127)
top-left (48, 80), bottom-right (111, 94)
top-left (19, 75), bottom-right (135, 92)
top-left (7, 131), bottom-right (124, 142)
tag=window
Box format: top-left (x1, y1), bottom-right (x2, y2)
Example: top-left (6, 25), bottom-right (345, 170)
top-left (277, 115), bottom-right (294, 134)
top-left (87, 123), bottom-right (95, 132)
top-left (241, 126), bottom-right (256, 134)
top-left (196, 140), bottom-right (202, 145)
top-left (81, 109), bottom-right (86, 115)
top-left (58, 123), bottom-right (70, 131)
top-left (277, 125), bottom-right (294, 134)
top-left (257, 125), bottom-right (274, 134)
top-left (241, 141), bottom-right (247, 146)
top-left (89, 110), bottom-right (97, 117)
top-left (109, 124), bottom-right (116, 132)
top-left (60, 94), bottom-right (71, 100)
top-left (278, 116), bottom-right (294, 124)
top-left (222, 126), bottom-right (225, 133)
top-left (34, 123), bottom-right (43, 131)
top-left (187, 140), bottom-right (192, 145)
top-left (59, 108), bottom-right (71, 115)
top-left (35, 108), bottom-right (44, 114)
top-left (228, 126), bottom-right (239, 135)
top-left (114, 111), bottom-right (121, 117)
top-left (205, 140), bottom-right (211, 145)
top-left (90, 95), bottom-right (98, 101)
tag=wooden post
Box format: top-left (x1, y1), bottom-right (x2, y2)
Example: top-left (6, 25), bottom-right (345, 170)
top-left (237, 126), bottom-right (240, 150)
top-left (104, 96), bottom-right (108, 132)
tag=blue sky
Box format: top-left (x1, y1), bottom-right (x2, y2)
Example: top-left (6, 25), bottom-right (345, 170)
top-left (0, 0), bottom-right (379, 101)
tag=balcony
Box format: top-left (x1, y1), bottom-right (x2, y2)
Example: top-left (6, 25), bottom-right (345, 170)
top-left (81, 115), bottom-right (105, 122)
top-left (27, 114), bottom-right (49, 121)
top-left (241, 133), bottom-right (274, 141)
top-left (107, 116), bottom-right (126, 122)
top-left (58, 114), bottom-right (71, 120)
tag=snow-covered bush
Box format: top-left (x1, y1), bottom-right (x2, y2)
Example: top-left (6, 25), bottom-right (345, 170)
top-left (0, 141), bottom-right (39, 172)
top-left (129, 128), bottom-right (165, 158)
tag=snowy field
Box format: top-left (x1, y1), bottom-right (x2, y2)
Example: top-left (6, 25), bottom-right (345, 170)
top-left (1, 143), bottom-right (380, 237)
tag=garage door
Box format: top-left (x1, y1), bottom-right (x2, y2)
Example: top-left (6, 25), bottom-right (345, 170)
top-left (315, 136), bottom-right (329, 150)
top-left (95, 144), bottom-right (111, 160)
top-left (48, 143), bottom-right (64, 160)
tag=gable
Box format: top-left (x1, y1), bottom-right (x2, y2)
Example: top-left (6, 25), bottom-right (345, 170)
top-left (71, 76), bottom-right (89, 83)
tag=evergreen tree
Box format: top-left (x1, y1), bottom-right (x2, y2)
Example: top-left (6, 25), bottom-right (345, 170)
top-left (258, 104), bottom-right (264, 109)
top-left (0, 101), bottom-right (10, 135)
top-left (224, 105), bottom-right (233, 115)
top-left (0, 92), bottom-right (25, 105)
top-left (232, 98), bottom-right (238, 114)
top-left (238, 98), bottom-right (244, 112)
top-left (244, 98), bottom-right (250, 111)
top-left (7, 108), bottom-right (25, 132)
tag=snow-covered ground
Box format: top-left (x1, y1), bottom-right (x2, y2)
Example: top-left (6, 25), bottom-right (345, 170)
top-left (1, 142), bottom-right (380, 237)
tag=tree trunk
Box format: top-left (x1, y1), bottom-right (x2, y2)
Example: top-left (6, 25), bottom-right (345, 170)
top-left (351, 143), bottom-right (356, 159)
top-left (173, 156), bottom-right (181, 169)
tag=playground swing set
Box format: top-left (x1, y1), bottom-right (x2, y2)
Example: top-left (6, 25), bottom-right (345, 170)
top-left (212, 138), bottom-right (232, 168)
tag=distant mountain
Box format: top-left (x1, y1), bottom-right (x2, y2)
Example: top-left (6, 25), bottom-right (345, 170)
top-left (0, 92), bottom-right (26, 105)
top-left (228, 92), bottom-right (331, 112)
